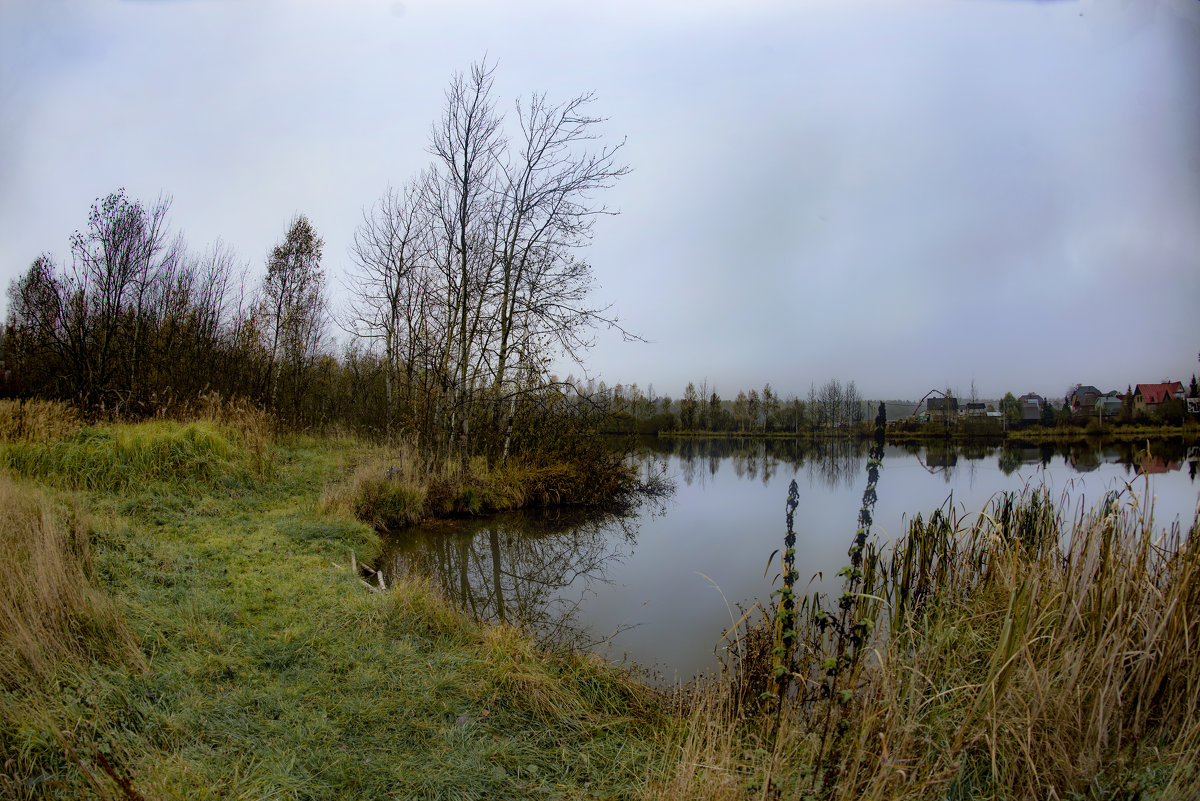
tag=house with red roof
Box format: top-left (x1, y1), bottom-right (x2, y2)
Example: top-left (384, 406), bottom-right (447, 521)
top-left (1133, 382), bottom-right (1184, 416)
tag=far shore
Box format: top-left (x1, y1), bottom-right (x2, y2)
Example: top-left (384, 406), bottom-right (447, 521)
top-left (633, 420), bottom-right (1200, 445)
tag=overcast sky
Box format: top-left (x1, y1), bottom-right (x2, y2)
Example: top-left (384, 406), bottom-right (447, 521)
top-left (2, 0), bottom-right (1198, 402)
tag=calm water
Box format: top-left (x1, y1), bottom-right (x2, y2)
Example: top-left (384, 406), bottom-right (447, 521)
top-left (380, 437), bottom-right (1200, 683)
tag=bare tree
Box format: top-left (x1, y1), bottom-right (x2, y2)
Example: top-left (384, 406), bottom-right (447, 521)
top-left (787, 396), bottom-right (806, 433)
top-left (261, 214), bottom-right (327, 418)
top-left (4, 190), bottom-right (267, 411)
top-left (183, 239), bottom-right (244, 389)
top-left (346, 180), bottom-right (435, 433)
top-left (490, 90), bottom-right (631, 396)
top-left (733, 390), bottom-right (749, 431)
top-left (344, 60), bottom-right (632, 464)
top-left (428, 61), bottom-right (505, 461)
top-left (808, 383), bottom-right (823, 430)
top-left (6, 190), bottom-right (178, 408)
top-left (844, 380), bottom-right (863, 427)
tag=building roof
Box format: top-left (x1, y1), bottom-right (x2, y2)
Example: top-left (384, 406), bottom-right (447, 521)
top-left (1136, 454), bottom-right (1181, 475)
top-left (1135, 382), bottom-right (1183, 405)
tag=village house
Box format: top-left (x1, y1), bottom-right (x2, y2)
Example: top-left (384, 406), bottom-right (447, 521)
top-left (1066, 384), bottom-right (1102, 415)
top-left (927, 396), bottom-right (958, 423)
top-left (1094, 391), bottom-right (1123, 417)
top-left (1018, 392), bottom-right (1044, 422)
top-left (1133, 382), bottom-right (1184, 416)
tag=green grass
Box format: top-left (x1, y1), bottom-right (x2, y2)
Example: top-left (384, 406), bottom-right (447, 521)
top-left (0, 422), bottom-right (668, 800)
top-left (0, 421), bottom-right (265, 494)
top-left (662, 419), bottom-right (1200, 446)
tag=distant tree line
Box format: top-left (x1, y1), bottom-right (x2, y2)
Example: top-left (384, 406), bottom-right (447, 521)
top-left (585, 378), bottom-right (869, 434)
top-left (2, 61), bottom-right (631, 467)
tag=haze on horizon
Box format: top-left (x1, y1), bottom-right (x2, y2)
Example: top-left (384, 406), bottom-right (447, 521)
top-left (2, 0), bottom-right (1198, 404)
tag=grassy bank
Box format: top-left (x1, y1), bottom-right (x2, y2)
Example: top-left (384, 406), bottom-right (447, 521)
top-left (653, 485), bottom-right (1200, 800)
top-left (0, 406), bottom-right (667, 799)
top-left (1004, 420), bottom-right (1200, 445)
top-left (318, 438), bottom-right (658, 532)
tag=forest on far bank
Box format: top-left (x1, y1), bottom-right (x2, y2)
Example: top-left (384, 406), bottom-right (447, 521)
top-left (590, 378), bottom-right (1200, 438)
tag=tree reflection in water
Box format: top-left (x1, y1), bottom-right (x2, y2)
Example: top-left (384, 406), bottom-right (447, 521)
top-left (379, 503), bottom-right (663, 651)
top-left (650, 437), bottom-right (868, 491)
top-left (642, 436), bottom-right (1198, 490)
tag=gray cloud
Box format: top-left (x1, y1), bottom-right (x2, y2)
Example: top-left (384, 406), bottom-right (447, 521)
top-left (2, 0), bottom-right (1197, 402)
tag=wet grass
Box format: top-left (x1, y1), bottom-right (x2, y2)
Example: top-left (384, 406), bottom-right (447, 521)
top-left (0, 420), bottom-right (667, 799)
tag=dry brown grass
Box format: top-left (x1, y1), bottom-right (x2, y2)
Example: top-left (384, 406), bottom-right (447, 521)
top-left (650, 489), bottom-right (1200, 800)
top-left (318, 441), bottom-right (647, 531)
top-left (0, 399), bottom-right (82, 442)
top-left (319, 442), bottom-right (430, 529)
top-left (0, 471), bottom-right (142, 688)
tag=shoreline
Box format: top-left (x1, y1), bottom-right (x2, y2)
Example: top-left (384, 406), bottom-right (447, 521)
top-left (643, 422), bottom-right (1200, 446)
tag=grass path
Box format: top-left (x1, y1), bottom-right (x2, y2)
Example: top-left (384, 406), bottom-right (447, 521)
top-left (3, 427), bottom-right (666, 800)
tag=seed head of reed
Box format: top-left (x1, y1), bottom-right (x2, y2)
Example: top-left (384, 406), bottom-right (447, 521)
top-left (0, 399), bottom-right (82, 442)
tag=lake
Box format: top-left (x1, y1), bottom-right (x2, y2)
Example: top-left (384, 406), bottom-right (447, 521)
top-left (380, 437), bottom-right (1200, 684)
